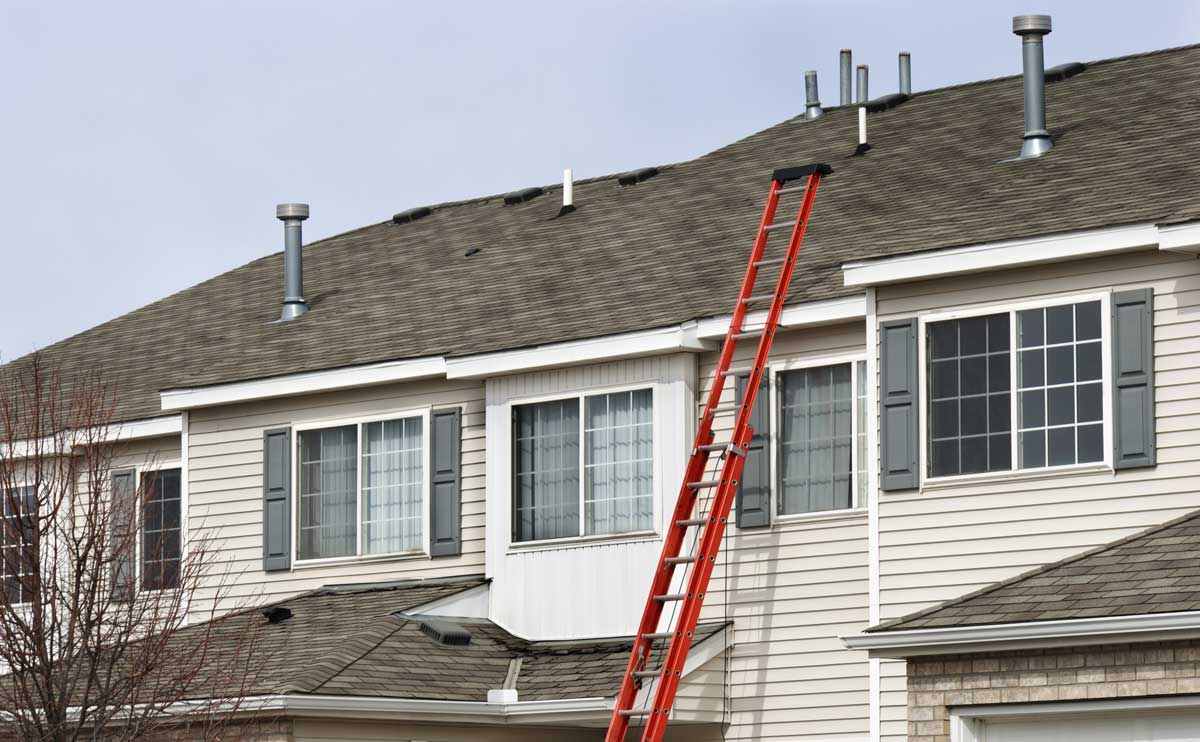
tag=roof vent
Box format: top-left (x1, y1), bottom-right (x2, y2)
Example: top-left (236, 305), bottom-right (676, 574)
top-left (503, 187), bottom-right (543, 205)
top-left (839, 49), bottom-right (852, 106)
top-left (855, 64), bottom-right (869, 104)
top-left (276, 204), bottom-right (309, 322)
top-left (899, 52), bottom-right (912, 96)
top-left (419, 618), bottom-right (472, 646)
top-left (618, 167), bottom-right (659, 186)
top-left (864, 93), bottom-right (909, 113)
top-left (261, 606), bottom-right (293, 624)
top-left (393, 206), bottom-right (432, 224)
top-left (1013, 14), bottom-right (1054, 159)
top-left (803, 70), bottom-right (824, 120)
top-left (1045, 61), bottom-right (1085, 82)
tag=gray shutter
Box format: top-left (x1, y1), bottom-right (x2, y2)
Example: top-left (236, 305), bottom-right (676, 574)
top-left (262, 427), bottom-right (292, 571)
top-left (110, 469), bottom-right (137, 600)
top-left (430, 408), bottom-right (463, 556)
top-left (1112, 288), bottom-right (1156, 469)
top-left (735, 373), bottom-right (771, 528)
top-left (880, 318), bottom-right (919, 491)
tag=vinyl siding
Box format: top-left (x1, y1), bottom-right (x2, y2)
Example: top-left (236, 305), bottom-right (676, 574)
top-left (873, 248), bottom-right (1200, 742)
top-left (698, 322), bottom-right (871, 741)
top-left (187, 378), bottom-right (485, 617)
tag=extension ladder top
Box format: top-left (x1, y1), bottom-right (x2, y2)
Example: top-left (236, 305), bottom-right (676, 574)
top-left (605, 162), bottom-right (833, 742)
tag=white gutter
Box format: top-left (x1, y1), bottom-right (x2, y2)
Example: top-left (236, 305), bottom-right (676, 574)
top-left (265, 693), bottom-right (615, 726)
top-left (842, 220), bottom-right (1200, 288)
top-left (841, 610), bottom-right (1200, 659)
top-left (693, 293), bottom-right (866, 339)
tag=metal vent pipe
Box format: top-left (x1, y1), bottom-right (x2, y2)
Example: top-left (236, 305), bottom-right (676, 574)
top-left (1013, 14), bottom-right (1054, 158)
top-left (899, 52), bottom-right (912, 95)
top-left (804, 70), bottom-right (824, 120)
top-left (277, 203), bottom-right (310, 321)
top-left (839, 50), bottom-right (852, 105)
top-left (856, 64), bottom-right (869, 104)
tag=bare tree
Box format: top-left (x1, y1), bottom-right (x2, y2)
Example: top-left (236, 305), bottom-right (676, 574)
top-left (0, 355), bottom-right (270, 741)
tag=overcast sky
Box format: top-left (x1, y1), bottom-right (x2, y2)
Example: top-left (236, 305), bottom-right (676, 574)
top-left (2, 1), bottom-right (1197, 357)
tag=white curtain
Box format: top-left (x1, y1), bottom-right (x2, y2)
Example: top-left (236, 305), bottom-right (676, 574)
top-left (299, 425), bottom-right (357, 559)
top-left (362, 417), bottom-right (423, 554)
top-left (780, 365), bottom-right (853, 514)
top-left (513, 399), bottom-right (580, 541)
top-left (585, 389), bottom-right (653, 535)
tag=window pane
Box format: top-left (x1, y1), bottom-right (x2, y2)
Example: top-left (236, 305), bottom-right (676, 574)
top-left (514, 399), bottom-right (580, 542)
top-left (1017, 301), bottom-right (1106, 469)
top-left (925, 314), bottom-right (1011, 477)
top-left (362, 417), bottom-right (424, 554)
top-left (780, 364), bottom-right (853, 514)
top-left (1, 486), bottom-right (36, 604)
top-left (585, 389), bottom-right (653, 536)
top-left (142, 469), bottom-right (181, 591)
top-left (1018, 309), bottom-right (1043, 348)
top-left (855, 361), bottom-right (867, 507)
top-left (299, 426), bottom-right (357, 559)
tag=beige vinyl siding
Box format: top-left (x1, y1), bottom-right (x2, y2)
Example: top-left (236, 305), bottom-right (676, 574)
top-left (187, 378), bottom-right (485, 617)
top-left (874, 248), bottom-right (1200, 741)
top-left (292, 718), bottom-right (724, 741)
top-left (697, 322), bottom-right (871, 740)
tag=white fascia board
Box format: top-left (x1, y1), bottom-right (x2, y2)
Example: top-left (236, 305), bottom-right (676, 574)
top-left (1158, 220), bottom-right (1200, 254)
top-left (842, 222), bottom-right (1162, 287)
top-left (160, 356), bottom-right (448, 411)
top-left (444, 323), bottom-right (711, 380)
top-left (840, 611), bottom-right (1200, 658)
top-left (694, 294), bottom-right (866, 339)
top-left (1, 415), bottom-right (182, 459)
top-left (269, 693), bottom-right (613, 726)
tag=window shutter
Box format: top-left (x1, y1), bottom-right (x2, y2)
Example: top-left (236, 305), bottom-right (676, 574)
top-left (1112, 288), bottom-right (1156, 469)
top-left (110, 469), bottom-right (137, 601)
top-left (430, 408), bottom-right (463, 556)
top-left (735, 373), bottom-right (771, 528)
top-left (262, 427), bottom-right (292, 572)
top-left (880, 318), bottom-right (919, 491)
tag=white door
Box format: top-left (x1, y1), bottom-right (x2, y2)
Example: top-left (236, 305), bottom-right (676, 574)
top-left (983, 709), bottom-right (1200, 742)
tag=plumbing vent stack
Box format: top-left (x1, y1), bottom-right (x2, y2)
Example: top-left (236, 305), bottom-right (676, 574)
top-left (562, 169), bottom-right (573, 208)
top-left (856, 64), bottom-right (869, 104)
top-left (899, 52), bottom-right (912, 95)
top-left (839, 50), bottom-right (852, 106)
top-left (276, 203), bottom-right (310, 322)
top-left (1013, 14), bottom-right (1054, 158)
top-left (804, 70), bottom-right (824, 120)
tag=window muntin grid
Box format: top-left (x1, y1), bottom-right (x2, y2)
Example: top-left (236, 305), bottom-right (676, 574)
top-left (1, 485), bottom-right (35, 605)
top-left (584, 389), bottom-right (653, 536)
top-left (141, 469), bottom-right (181, 591)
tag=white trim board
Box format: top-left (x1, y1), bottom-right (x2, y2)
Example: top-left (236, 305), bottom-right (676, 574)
top-left (1, 414), bottom-right (182, 459)
top-left (842, 221), bottom-right (1200, 287)
top-left (950, 696), bottom-right (1200, 742)
top-left (841, 611), bottom-right (1200, 658)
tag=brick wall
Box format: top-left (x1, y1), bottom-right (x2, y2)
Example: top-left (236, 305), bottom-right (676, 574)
top-left (906, 639), bottom-right (1200, 742)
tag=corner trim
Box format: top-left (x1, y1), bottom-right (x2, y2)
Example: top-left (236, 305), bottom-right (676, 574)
top-left (841, 611), bottom-right (1200, 658)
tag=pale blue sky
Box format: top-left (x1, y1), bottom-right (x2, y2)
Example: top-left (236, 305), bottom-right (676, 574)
top-left (2, 1), bottom-right (1197, 356)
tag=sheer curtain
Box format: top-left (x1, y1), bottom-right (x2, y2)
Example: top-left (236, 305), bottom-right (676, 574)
top-left (585, 389), bottom-right (653, 535)
top-left (513, 399), bottom-right (580, 541)
top-left (779, 364), bottom-right (853, 514)
top-left (299, 425), bottom-right (357, 559)
top-left (362, 417), bottom-right (424, 554)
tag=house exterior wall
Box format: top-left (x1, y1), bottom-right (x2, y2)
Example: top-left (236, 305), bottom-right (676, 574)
top-left (186, 378), bottom-right (486, 617)
top-left (905, 640), bottom-right (1200, 742)
top-left (874, 248), bottom-right (1200, 740)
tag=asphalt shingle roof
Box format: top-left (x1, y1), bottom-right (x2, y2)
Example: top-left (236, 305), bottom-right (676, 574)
top-left (867, 509), bottom-right (1200, 632)
top-left (13, 44), bottom-right (1200, 422)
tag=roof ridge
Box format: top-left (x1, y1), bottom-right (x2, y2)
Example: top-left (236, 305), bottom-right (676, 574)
top-left (284, 615), bottom-right (404, 694)
top-left (867, 507), bottom-right (1200, 633)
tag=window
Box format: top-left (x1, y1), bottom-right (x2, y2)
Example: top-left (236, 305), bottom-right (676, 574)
top-left (924, 298), bottom-right (1106, 479)
top-left (776, 361), bottom-right (867, 516)
top-left (297, 415), bottom-right (425, 561)
top-left (141, 469), bottom-right (181, 591)
top-left (513, 389), bottom-right (653, 543)
top-left (1, 486), bottom-right (35, 605)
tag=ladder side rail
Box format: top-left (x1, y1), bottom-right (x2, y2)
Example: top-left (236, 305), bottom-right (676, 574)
top-left (638, 171), bottom-right (827, 742)
top-left (604, 181), bottom-right (785, 742)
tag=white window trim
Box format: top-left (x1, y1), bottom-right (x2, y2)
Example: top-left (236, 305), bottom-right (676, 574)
top-left (506, 382), bottom-right (661, 550)
top-left (915, 290), bottom-right (1114, 489)
top-left (291, 406), bottom-right (432, 567)
top-left (116, 461), bottom-right (184, 594)
top-left (767, 351), bottom-right (869, 524)
top-left (950, 695), bottom-right (1200, 742)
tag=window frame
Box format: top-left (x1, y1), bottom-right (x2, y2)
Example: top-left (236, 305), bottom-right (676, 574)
top-left (1, 481), bottom-right (38, 607)
top-left (110, 461), bottom-right (184, 595)
top-left (916, 290), bottom-right (1114, 488)
top-left (507, 383), bottom-right (661, 548)
top-left (291, 406), bottom-right (432, 566)
top-left (766, 352), bottom-right (870, 523)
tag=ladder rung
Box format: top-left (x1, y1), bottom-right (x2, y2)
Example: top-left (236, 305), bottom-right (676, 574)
top-left (697, 442), bottom-right (748, 457)
top-left (753, 257), bottom-right (787, 268)
top-left (733, 329), bottom-right (764, 340)
top-left (642, 631), bottom-right (675, 640)
top-left (676, 517), bottom-right (707, 527)
top-left (620, 709), bottom-right (652, 717)
top-left (687, 480), bottom-right (720, 490)
top-left (774, 184), bottom-right (808, 195)
top-left (664, 555), bottom-right (697, 565)
top-left (654, 593), bottom-right (686, 602)
top-left (633, 669), bottom-right (661, 679)
top-left (742, 293), bottom-right (776, 305)
top-left (721, 366), bottom-right (754, 377)
top-left (709, 404), bottom-right (739, 415)
top-left (761, 221), bottom-right (791, 232)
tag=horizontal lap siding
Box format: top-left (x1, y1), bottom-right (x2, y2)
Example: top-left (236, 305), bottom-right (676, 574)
top-left (187, 378), bottom-right (486, 618)
top-left (698, 322), bottom-right (871, 740)
top-left (875, 249), bottom-right (1200, 741)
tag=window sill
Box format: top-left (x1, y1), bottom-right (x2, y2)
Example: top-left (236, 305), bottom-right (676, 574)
top-left (291, 549), bottom-right (429, 571)
top-left (508, 529), bottom-right (659, 554)
top-left (919, 462), bottom-right (1112, 492)
top-left (772, 507), bottom-right (869, 527)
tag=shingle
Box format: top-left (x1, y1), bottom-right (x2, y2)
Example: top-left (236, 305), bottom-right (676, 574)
top-left (9, 45), bottom-right (1200, 423)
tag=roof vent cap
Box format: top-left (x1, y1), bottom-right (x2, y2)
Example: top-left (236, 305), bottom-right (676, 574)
top-left (393, 206), bottom-right (432, 224)
top-left (419, 618), bottom-right (472, 646)
top-left (503, 187), bottom-right (544, 205)
top-left (261, 606), bottom-right (293, 624)
top-left (1045, 62), bottom-right (1085, 82)
top-left (618, 167), bottom-right (659, 186)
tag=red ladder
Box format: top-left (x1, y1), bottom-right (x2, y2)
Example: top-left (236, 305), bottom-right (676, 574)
top-left (605, 163), bottom-right (832, 742)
